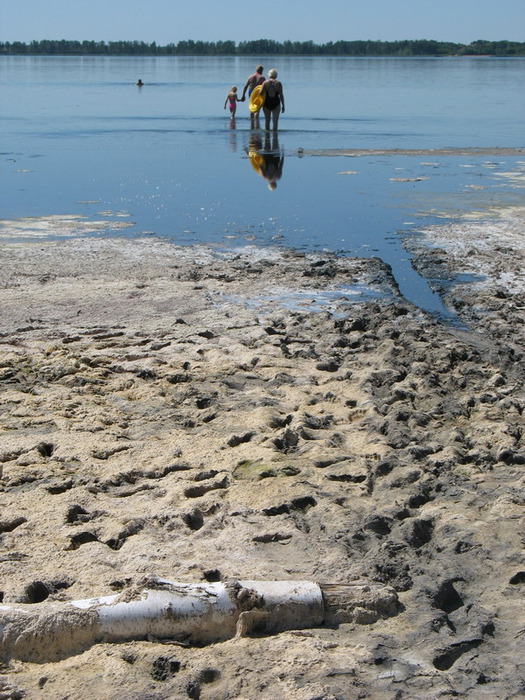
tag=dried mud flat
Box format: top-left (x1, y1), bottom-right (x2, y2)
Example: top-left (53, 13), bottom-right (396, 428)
top-left (0, 209), bottom-right (524, 699)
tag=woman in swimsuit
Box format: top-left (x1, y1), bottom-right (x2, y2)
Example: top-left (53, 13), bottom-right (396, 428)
top-left (260, 69), bottom-right (285, 132)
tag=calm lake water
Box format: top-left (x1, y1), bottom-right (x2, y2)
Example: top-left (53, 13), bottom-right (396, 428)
top-left (1, 55), bottom-right (524, 318)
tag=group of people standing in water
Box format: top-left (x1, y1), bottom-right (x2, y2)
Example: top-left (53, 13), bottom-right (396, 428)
top-left (224, 64), bottom-right (285, 131)
top-left (138, 64), bottom-right (284, 131)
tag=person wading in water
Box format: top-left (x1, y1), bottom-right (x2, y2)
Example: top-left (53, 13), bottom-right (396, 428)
top-left (260, 68), bottom-right (285, 132)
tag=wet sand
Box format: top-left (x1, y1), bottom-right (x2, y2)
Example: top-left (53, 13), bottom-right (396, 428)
top-left (297, 147), bottom-right (525, 157)
top-left (1, 208), bottom-right (524, 699)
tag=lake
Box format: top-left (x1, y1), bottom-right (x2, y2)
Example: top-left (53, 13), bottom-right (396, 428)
top-left (1, 55), bottom-right (524, 318)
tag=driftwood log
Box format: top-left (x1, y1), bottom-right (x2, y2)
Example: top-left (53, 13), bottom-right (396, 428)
top-left (0, 579), bottom-right (398, 663)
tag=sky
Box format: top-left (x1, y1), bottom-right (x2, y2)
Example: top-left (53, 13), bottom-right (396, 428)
top-left (1, 0), bottom-right (524, 45)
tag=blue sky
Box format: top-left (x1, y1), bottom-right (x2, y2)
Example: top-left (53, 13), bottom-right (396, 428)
top-left (1, 0), bottom-right (524, 44)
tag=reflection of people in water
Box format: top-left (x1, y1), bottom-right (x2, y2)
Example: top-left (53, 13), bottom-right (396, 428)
top-left (246, 132), bottom-right (264, 176)
top-left (247, 133), bottom-right (284, 190)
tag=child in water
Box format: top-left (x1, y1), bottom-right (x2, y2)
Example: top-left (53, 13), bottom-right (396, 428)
top-left (224, 86), bottom-right (240, 120)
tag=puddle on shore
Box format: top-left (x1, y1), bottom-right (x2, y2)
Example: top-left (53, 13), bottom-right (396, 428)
top-left (223, 285), bottom-right (387, 316)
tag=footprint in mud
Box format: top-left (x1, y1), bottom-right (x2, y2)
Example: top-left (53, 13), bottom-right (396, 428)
top-left (272, 428), bottom-right (300, 453)
top-left (430, 579), bottom-right (465, 614)
top-left (91, 463), bottom-right (192, 495)
top-left (181, 502), bottom-right (221, 531)
top-left (184, 475), bottom-right (229, 499)
top-left (262, 495), bottom-right (317, 516)
top-left (151, 656), bottom-right (181, 681)
top-left (433, 638), bottom-right (484, 671)
top-left (66, 518), bottom-right (145, 551)
top-left (17, 579), bottom-right (73, 603)
top-left (401, 517), bottom-right (434, 549)
top-left (0, 516), bottom-right (27, 533)
top-left (66, 531), bottom-right (100, 550)
top-left (65, 504), bottom-right (103, 524)
top-left (182, 509), bottom-right (204, 531)
top-left (227, 432), bottom-right (256, 447)
top-left (268, 414), bottom-right (293, 429)
top-left (252, 532), bottom-right (293, 543)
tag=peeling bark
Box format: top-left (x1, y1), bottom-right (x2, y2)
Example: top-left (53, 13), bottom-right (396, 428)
top-left (0, 579), bottom-right (397, 663)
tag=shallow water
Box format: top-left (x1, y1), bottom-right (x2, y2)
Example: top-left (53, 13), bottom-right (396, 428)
top-left (1, 55), bottom-right (524, 319)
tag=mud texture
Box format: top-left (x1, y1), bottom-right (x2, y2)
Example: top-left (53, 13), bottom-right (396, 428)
top-left (0, 209), bottom-right (524, 699)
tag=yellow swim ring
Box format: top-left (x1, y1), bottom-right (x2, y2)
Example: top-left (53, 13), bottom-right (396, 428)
top-left (249, 85), bottom-right (264, 113)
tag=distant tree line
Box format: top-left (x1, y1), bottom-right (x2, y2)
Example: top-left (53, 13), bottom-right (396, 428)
top-left (1, 38), bottom-right (524, 57)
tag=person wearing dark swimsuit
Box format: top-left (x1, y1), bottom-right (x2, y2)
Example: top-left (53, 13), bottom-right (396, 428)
top-left (260, 68), bottom-right (285, 132)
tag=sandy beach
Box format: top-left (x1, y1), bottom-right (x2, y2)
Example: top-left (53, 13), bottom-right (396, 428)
top-left (1, 206), bottom-right (525, 699)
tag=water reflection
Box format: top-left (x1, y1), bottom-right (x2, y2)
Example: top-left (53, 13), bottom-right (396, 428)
top-left (246, 132), bottom-right (285, 190)
top-left (3, 56), bottom-right (524, 325)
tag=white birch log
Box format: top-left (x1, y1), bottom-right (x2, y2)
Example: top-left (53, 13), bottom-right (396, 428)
top-left (0, 579), bottom-right (397, 663)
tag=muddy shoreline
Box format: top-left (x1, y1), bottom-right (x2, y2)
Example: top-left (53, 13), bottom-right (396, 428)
top-left (1, 208), bottom-right (524, 699)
